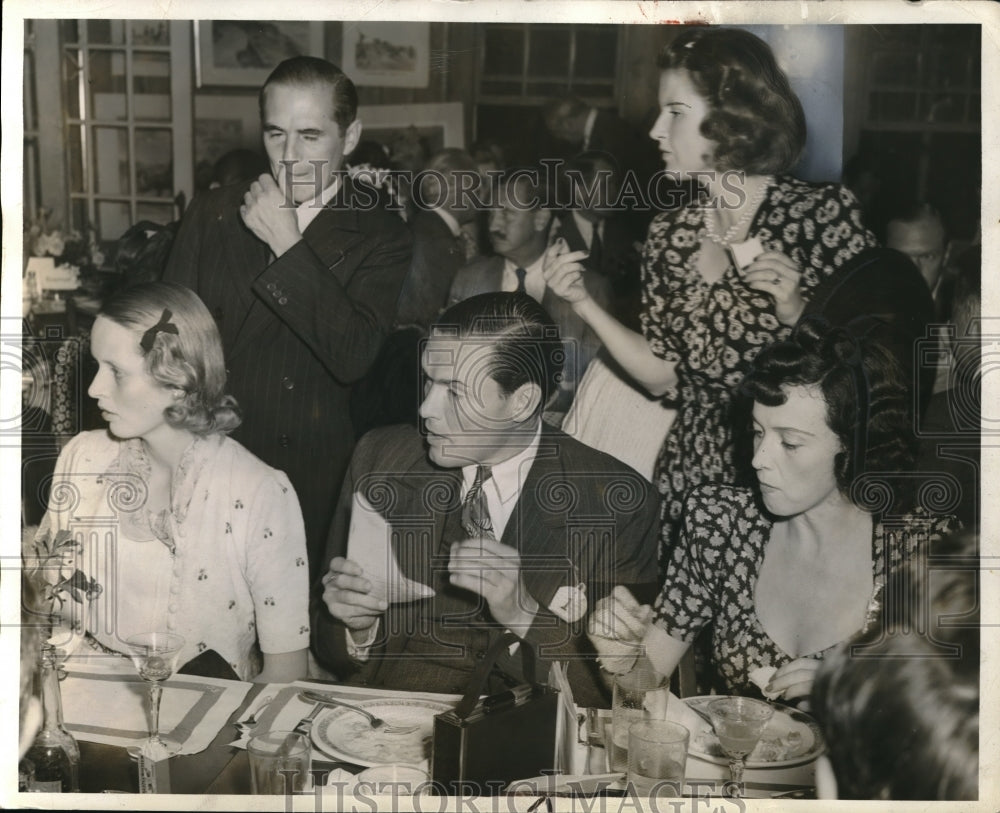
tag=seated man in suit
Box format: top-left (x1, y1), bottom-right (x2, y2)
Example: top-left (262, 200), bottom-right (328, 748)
top-left (449, 169), bottom-right (610, 418)
top-left (884, 201), bottom-right (953, 321)
top-left (312, 292), bottom-right (659, 707)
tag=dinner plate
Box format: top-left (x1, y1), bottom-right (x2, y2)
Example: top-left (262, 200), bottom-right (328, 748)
top-left (684, 696), bottom-right (824, 768)
top-left (310, 698), bottom-right (454, 767)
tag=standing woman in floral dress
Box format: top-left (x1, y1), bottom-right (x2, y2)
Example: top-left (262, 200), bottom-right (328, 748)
top-left (545, 27), bottom-right (877, 566)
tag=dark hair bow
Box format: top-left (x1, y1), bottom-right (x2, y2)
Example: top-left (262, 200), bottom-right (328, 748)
top-left (140, 308), bottom-right (179, 353)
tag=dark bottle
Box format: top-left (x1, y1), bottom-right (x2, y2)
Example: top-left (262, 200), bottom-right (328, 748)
top-left (25, 645), bottom-right (80, 793)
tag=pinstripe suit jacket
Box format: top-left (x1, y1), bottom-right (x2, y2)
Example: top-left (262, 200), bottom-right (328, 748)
top-left (163, 178), bottom-right (411, 579)
top-left (311, 423), bottom-right (659, 708)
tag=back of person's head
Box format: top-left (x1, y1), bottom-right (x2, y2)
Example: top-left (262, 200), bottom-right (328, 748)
top-left (433, 292), bottom-right (563, 416)
top-left (543, 94), bottom-right (590, 131)
top-left (811, 529), bottom-right (979, 800)
top-left (415, 148), bottom-right (480, 215)
top-left (112, 220), bottom-right (178, 289)
top-left (737, 316), bottom-right (916, 505)
top-left (565, 150), bottom-right (622, 211)
top-left (209, 148), bottom-right (268, 189)
top-left (346, 140), bottom-right (392, 171)
top-left (99, 281), bottom-right (241, 435)
top-left (657, 27), bottom-right (806, 175)
top-left (499, 165), bottom-right (553, 213)
top-left (259, 56), bottom-right (358, 134)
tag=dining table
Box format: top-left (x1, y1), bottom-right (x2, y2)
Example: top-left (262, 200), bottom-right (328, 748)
top-left (50, 649), bottom-right (818, 803)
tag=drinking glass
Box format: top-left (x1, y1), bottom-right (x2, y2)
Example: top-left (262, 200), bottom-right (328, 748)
top-left (707, 697), bottom-right (774, 794)
top-left (124, 632), bottom-right (185, 759)
top-left (627, 720), bottom-right (689, 797)
top-left (248, 730), bottom-right (311, 794)
top-left (610, 655), bottom-right (668, 772)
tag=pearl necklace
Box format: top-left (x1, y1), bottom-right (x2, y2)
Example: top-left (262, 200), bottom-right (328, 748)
top-left (703, 175), bottom-right (774, 247)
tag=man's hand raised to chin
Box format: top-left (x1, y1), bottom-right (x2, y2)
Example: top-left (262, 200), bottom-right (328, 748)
top-left (240, 173), bottom-right (303, 258)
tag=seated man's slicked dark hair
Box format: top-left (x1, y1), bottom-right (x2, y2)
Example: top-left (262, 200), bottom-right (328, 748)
top-left (259, 56), bottom-right (358, 135)
top-left (658, 27), bottom-right (806, 175)
top-left (433, 292), bottom-right (563, 416)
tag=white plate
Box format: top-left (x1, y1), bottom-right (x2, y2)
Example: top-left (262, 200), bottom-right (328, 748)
top-left (684, 696), bottom-right (824, 768)
top-left (310, 698), bottom-right (454, 767)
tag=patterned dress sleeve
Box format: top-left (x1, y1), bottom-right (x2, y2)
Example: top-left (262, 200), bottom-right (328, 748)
top-left (652, 485), bottom-right (729, 641)
top-left (243, 470), bottom-right (311, 654)
top-left (775, 181), bottom-right (878, 296)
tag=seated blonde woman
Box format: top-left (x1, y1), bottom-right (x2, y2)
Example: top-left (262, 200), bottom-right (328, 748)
top-left (31, 282), bottom-right (309, 682)
top-left (589, 318), bottom-right (954, 702)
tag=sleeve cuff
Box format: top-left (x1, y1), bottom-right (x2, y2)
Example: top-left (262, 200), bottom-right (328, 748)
top-left (344, 622), bottom-right (380, 662)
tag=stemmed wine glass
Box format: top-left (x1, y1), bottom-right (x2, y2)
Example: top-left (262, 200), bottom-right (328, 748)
top-left (124, 632), bottom-right (185, 759)
top-left (707, 697), bottom-right (774, 796)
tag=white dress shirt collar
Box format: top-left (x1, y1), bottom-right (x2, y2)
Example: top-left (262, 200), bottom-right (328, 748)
top-left (295, 173), bottom-right (342, 232)
top-left (460, 423), bottom-right (542, 540)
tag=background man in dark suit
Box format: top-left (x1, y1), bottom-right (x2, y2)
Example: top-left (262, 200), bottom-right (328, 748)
top-left (395, 148), bottom-right (482, 330)
top-left (449, 169), bottom-right (610, 418)
top-left (550, 151), bottom-right (646, 331)
top-left (164, 57), bottom-right (411, 581)
top-left (313, 293), bottom-right (658, 707)
top-left (542, 95), bottom-right (660, 189)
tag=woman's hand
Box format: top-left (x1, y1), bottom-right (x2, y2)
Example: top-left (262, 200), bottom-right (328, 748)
top-left (587, 586), bottom-right (654, 671)
top-left (767, 657), bottom-right (821, 702)
top-left (743, 250), bottom-right (805, 325)
top-left (542, 239), bottom-right (592, 307)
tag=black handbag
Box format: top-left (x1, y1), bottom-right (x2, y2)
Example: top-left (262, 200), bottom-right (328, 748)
top-left (431, 632), bottom-right (560, 796)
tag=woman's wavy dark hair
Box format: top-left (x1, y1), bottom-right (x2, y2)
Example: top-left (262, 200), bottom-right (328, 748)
top-left (99, 281), bottom-right (241, 436)
top-left (735, 317), bottom-right (917, 509)
top-left (657, 27), bottom-right (806, 174)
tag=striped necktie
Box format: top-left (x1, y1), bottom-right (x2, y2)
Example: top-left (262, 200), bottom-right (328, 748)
top-left (461, 465), bottom-right (495, 540)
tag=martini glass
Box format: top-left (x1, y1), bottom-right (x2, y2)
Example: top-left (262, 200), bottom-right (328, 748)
top-left (707, 697), bottom-right (774, 796)
top-left (124, 632), bottom-right (185, 759)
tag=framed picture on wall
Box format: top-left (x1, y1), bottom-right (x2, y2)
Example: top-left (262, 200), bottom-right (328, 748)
top-left (342, 22), bottom-right (430, 88)
top-left (356, 103), bottom-right (464, 168)
top-left (192, 95), bottom-right (265, 190)
top-left (194, 21), bottom-right (324, 87)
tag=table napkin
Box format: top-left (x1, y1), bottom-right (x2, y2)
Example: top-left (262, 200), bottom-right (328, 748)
top-left (61, 662), bottom-right (251, 755)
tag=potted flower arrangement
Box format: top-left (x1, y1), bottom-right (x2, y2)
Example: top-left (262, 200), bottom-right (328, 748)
top-left (23, 209), bottom-right (106, 314)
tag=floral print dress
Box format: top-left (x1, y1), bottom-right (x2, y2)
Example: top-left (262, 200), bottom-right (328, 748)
top-left (655, 485), bottom-right (955, 697)
top-left (640, 176), bottom-right (877, 563)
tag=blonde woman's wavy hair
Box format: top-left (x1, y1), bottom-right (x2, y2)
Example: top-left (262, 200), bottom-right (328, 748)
top-left (98, 281), bottom-right (241, 435)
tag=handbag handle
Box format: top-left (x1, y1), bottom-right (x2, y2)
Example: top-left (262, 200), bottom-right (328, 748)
top-left (453, 632), bottom-right (539, 719)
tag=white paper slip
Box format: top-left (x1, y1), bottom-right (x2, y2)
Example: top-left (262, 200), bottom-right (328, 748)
top-left (730, 236), bottom-right (765, 271)
top-left (347, 491), bottom-right (435, 604)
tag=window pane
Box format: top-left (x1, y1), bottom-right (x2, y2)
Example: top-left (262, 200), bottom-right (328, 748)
top-left (931, 51), bottom-right (972, 89)
top-left (62, 49), bottom-right (83, 119)
top-left (93, 127), bottom-right (130, 195)
top-left (871, 51), bottom-right (919, 86)
top-left (136, 203), bottom-right (175, 225)
top-left (88, 50), bottom-right (128, 120)
top-left (59, 20), bottom-right (80, 44)
top-left (133, 52), bottom-right (171, 120)
top-left (87, 20), bottom-right (127, 45)
top-left (69, 198), bottom-right (89, 233)
top-left (24, 48), bottom-right (37, 132)
top-left (528, 27), bottom-right (570, 78)
top-left (921, 93), bottom-right (964, 124)
top-left (574, 27), bottom-right (617, 78)
top-left (868, 92), bottom-right (917, 123)
top-left (96, 200), bottom-right (131, 243)
top-left (481, 80), bottom-right (523, 96)
top-left (135, 129), bottom-right (174, 198)
top-left (68, 125), bottom-right (86, 193)
top-left (483, 27), bottom-right (524, 76)
top-left (131, 20), bottom-right (170, 46)
top-left (526, 80), bottom-right (570, 98)
top-left (569, 82), bottom-right (615, 99)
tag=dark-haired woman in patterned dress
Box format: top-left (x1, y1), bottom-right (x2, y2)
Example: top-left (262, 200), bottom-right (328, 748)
top-left (545, 27), bottom-right (877, 567)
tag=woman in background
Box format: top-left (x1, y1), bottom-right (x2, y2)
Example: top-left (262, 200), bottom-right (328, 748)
top-left (545, 27), bottom-right (877, 566)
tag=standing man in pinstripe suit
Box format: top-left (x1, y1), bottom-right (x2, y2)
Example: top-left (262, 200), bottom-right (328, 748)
top-left (164, 57), bottom-right (411, 581)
